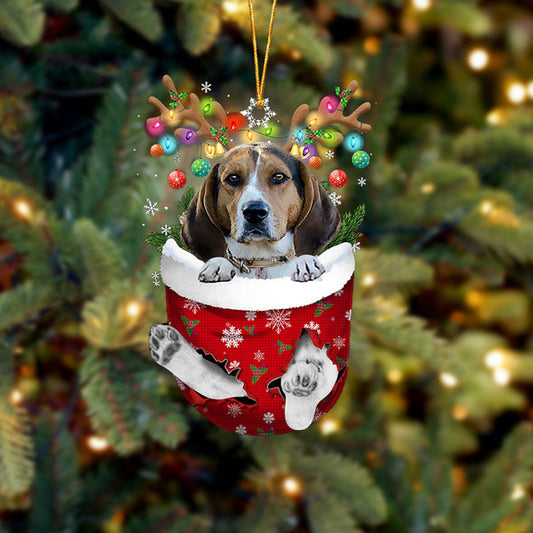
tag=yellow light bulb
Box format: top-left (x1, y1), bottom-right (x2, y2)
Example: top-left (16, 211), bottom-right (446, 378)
top-left (168, 110), bottom-right (175, 119)
top-left (125, 299), bottom-right (143, 318)
top-left (440, 372), bottom-right (458, 388)
top-left (507, 82), bottom-right (526, 104)
top-left (362, 273), bottom-right (376, 287)
top-left (282, 476), bottom-right (302, 496)
top-left (247, 131), bottom-right (254, 141)
top-left (412, 0), bottom-right (431, 10)
top-left (205, 144), bottom-right (215, 158)
top-left (467, 48), bottom-right (489, 71)
top-left (87, 435), bottom-right (109, 451)
top-left (320, 418), bottom-right (340, 436)
top-left (493, 367), bottom-right (510, 386)
top-left (13, 199), bottom-right (32, 220)
top-left (484, 349), bottom-right (505, 369)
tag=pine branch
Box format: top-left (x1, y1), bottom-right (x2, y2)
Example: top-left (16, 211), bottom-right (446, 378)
top-left (177, 0), bottom-right (221, 55)
top-left (325, 204), bottom-right (365, 250)
top-left (123, 505), bottom-right (210, 533)
top-left (0, 0), bottom-right (45, 47)
top-left (237, 492), bottom-right (294, 533)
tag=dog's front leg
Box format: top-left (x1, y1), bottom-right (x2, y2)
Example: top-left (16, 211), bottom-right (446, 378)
top-left (198, 257), bottom-right (237, 282)
top-left (149, 324), bottom-right (248, 399)
top-left (291, 255), bottom-right (326, 282)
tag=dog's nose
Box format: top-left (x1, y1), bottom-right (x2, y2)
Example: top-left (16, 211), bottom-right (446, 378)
top-left (243, 202), bottom-right (269, 224)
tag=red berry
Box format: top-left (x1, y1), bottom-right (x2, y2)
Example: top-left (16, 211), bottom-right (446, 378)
top-left (308, 156), bottom-right (322, 170)
top-left (329, 169), bottom-right (347, 187)
top-left (168, 170), bottom-right (186, 189)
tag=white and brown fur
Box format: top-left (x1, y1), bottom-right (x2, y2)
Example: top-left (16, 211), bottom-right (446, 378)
top-left (181, 143), bottom-right (340, 282)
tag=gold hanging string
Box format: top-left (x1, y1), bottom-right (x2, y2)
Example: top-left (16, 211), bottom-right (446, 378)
top-left (248, 0), bottom-right (277, 109)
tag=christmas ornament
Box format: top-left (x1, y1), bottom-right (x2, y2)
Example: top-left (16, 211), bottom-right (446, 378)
top-left (145, 116), bottom-right (165, 137)
top-left (150, 144), bottom-right (164, 158)
top-left (343, 132), bottom-right (365, 153)
top-left (308, 156), bottom-right (322, 169)
top-left (329, 169), bottom-right (348, 187)
top-left (352, 150), bottom-right (370, 169)
top-left (158, 134), bottom-right (178, 155)
top-left (191, 158), bottom-right (211, 177)
top-left (168, 170), bottom-right (186, 189)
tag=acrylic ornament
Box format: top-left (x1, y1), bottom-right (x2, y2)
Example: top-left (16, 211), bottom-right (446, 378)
top-left (352, 150), bottom-right (370, 169)
top-left (191, 158), bottom-right (211, 177)
top-left (168, 170), bottom-right (186, 189)
top-left (329, 169), bottom-right (348, 187)
top-left (150, 144), bottom-right (164, 158)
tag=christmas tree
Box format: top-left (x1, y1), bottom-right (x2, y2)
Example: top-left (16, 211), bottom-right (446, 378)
top-left (1, 0), bottom-right (532, 531)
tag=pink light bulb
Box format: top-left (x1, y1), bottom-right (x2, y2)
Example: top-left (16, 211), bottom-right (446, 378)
top-left (145, 116), bottom-right (164, 137)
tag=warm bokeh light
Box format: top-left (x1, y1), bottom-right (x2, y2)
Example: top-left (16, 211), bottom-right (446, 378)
top-left (282, 476), bottom-right (302, 496)
top-left (363, 37), bottom-right (381, 55)
top-left (320, 418), bottom-right (341, 436)
top-left (362, 273), bottom-right (376, 287)
top-left (440, 372), bottom-right (459, 388)
top-left (493, 367), bottom-right (510, 386)
top-left (486, 109), bottom-right (503, 125)
top-left (452, 405), bottom-right (468, 421)
top-left (412, 0), bottom-right (432, 11)
top-left (485, 349), bottom-right (505, 369)
top-left (528, 81), bottom-right (533, 99)
top-left (507, 82), bottom-right (526, 104)
top-left (87, 435), bottom-right (110, 451)
top-left (10, 389), bottom-right (23, 405)
top-left (420, 182), bottom-right (435, 194)
top-left (13, 199), bottom-right (33, 220)
top-left (125, 299), bottom-right (143, 318)
top-left (387, 369), bottom-right (403, 384)
top-left (480, 200), bottom-right (494, 214)
top-left (222, 0), bottom-right (243, 15)
top-left (510, 484), bottom-right (526, 501)
top-left (467, 48), bottom-right (489, 71)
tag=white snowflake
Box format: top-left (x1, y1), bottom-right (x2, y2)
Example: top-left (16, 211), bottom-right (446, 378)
top-left (304, 321), bottom-right (321, 335)
top-left (201, 81), bottom-right (212, 93)
top-left (334, 289), bottom-right (344, 297)
top-left (265, 309), bottom-right (292, 334)
top-left (345, 310), bottom-right (352, 321)
top-left (228, 360), bottom-right (240, 371)
top-left (245, 311), bottom-right (257, 321)
top-left (329, 192), bottom-right (342, 206)
top-left (235, 424), bottom-right (247, 435)
top-left (358, 177), bottom-right (367, 187)
top-left (241, 97), bottom-right (276, 128)
top-left (161, 224), bottom-right (171, 236)
top-left (254, 350), bottom-right (265, 361)
top-left (263, 412), bottom-right (275, 424)
top-left (326, 150), bottom-right (335, 159)
top-left (152, 271), bottom-right (160, 286)
top-left (221, 325), bottom-right (243, 348)
top-left (176, 378), bottom-right (186, 390)
top-left (332, 336), bottom-right (346, 349)
top-left (352, 241), bottom-right (361, 251)
top-left (174, 155), bottom-right (182, 163)
top-left (227, 403), bottom-right (242, 418)
top-left (144, 198), bottom-right (159, 216)
top-left (183, 299), bottom-right (202, 315)
top-left (153, 278), bottom-right (160, 287)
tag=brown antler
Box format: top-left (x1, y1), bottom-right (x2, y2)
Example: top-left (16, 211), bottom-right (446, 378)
top-left (282, 80), bottom-right (372, 151)
top-left (148, 75), bottom-right (234, 149)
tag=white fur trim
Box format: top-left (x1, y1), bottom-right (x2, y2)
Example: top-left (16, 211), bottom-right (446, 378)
top-left (160, 239), bottom-right (355, 311)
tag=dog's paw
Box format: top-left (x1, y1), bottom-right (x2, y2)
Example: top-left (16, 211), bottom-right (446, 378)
top-left (149, 324), bottom-right (182, 366)
top-left (198, 257), bottom-right (236, 283)
top-left (281, 361), bottom-right (320, 398)
top-left (291, 255), bottom-right (326, 282)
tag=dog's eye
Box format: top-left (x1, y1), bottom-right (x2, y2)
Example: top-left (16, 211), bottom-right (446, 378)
top-left (271, 172), bottom-right (288, 184)
top-left (225, 174), bottom-right (241, 186)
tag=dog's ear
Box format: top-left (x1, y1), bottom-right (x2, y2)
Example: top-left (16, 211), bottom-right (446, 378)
top-left (180, 163), bottom-right (226, 261)
top-left (294, 160), bottom-right (340, 256)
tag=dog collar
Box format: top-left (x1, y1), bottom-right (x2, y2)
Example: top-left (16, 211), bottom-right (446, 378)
top-left (225, 247), bottom-right (296, 274)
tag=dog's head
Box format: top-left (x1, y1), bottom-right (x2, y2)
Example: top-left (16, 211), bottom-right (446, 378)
top-left (181, 143), bottom-right (340, 261)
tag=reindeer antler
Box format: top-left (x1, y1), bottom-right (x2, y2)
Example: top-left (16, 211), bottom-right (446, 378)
top-left (282, 80), bottom-right (372, 151)
top-left (149, 75), bottom-right (234, 150)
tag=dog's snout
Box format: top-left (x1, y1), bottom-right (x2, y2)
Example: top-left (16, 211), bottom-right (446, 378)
top-left (243, 202), bottom-right (269, 224)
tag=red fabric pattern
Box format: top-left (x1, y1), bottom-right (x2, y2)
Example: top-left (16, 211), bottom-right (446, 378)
top-left (165, 276), bottom-right (354, 435)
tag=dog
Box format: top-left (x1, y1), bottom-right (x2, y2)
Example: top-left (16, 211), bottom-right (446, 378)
top-left (181, 142), bottom-right (340, 282)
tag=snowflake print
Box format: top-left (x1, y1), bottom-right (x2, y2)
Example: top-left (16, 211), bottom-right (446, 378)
top-left (326, 150), bottom-right (335, 159)
top-left (304, 321), bottom-right (321, 335)
top-left (241, 97), bottom-right (276, 128)
top-left (254, 350), bottom-right (265, 361)
top-left (227, 403), bottom-right (242, 418)
top-left (152, 278), bottom-right (160, 287)
top-left (161, 224), bottom-right (171, 236)
top-left (345, 309), bottom-right (352, 321)
top-left (183, 299), bottom-right (203, 315)
top-left (265, 309), bottom-right (292, 334)
top-left (201, 81), bottom-right (212, 93)
top-left (313, 409), bottom-right (326, 422)
top-left (332, 336), bottom-right (346, 349)
top-left (235, 424), bottom-right (247, 435)
top-left (221, 325), bottom-right (243, 348)
top-left (151, 272), bottom-right (160, 286)
top-left (228, 360), bottom-right (240, 371)
top-left (245, 311), bottom-right (257, 321)
top-left (352, 241), bottom-right (361, 251)
top-left (334, 289), bottom-right (344, 297)
top-left (144, 198), bottom-right (159, 216)
top-left (358, 177), bottom-right (367, 187)
top-left (263, 412), bottom-right (275, 424)
top-left (329, 192), bottom-right (342, 206)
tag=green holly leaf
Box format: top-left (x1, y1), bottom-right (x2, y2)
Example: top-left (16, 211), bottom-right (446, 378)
top-left (335, 86), bottom-right (341, 96)
top-left (244, 326), bottom-right (255, 336)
